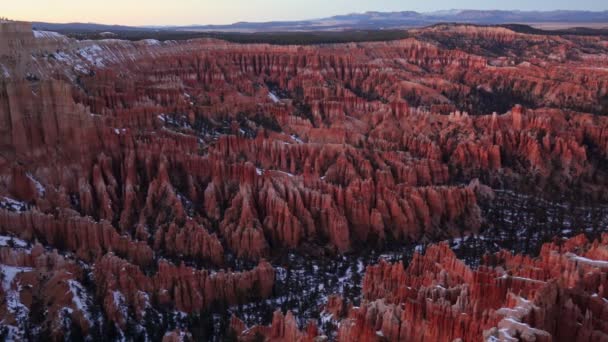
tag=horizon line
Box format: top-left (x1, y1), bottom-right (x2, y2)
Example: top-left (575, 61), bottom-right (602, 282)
top-left (14, 8), bottom-right (608, 28)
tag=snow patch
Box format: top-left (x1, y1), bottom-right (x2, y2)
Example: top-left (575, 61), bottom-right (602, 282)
top-left (112, 291), bottom-right (129, 319)
top-left (0, 236), bottom-right (29, 249)
top-left (1, 265), bottom-right (33, 291)
top-left (0, 196), bottom-right (29, 212)
top-left (158, 114), bottom-right (192, 129)
top-left (290, 134), bottom-right (304, 144)
top-left (67, 280), bottom-right (93, 324)
top-left (268, 92), bottom-right (280, 103)
top-left (33, 30), bottom-right (63, 39)
top-left (274, 170), bottom-right (296, 178)
top-left (566, 253), bottom-right (608, 268)
top-left (0, 63), bottom-right (10, 78)
top-left (142, 39), bottom-right (161, 46)
top-left (78, 45), bottom-right (106, 67)
top-left (26, 173), bottom-right (45, 196)
top-left (1, 264), bottom-right (32, 338)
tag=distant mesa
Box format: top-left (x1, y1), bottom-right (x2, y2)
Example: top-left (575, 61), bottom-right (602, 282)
top-left (29, 9), bottom-right (608, 33)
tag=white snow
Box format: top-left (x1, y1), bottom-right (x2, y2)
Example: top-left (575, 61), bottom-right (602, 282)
top-left (268, 92), bottom-right (280, 103)
top-left (1, 325), bottom-right (24, 342)
top-left (33, 30), bottom-right (63, 39)
top-left (26, 173), bottom-right (45, 196)
top-left (1, 265), bottom-right (32, 291)
top-left (78, 45), bottom-right (106, 67)
top-left (0, 196), bottom-right (28, 211)
top-left (142, 39), bottom-right (161, 46)
top-left (112, 291), bottom-right (129, 319)
top-left (138, 291), bottom-right (151, 317)
top-left (1, 264), bottom-right (32, 339)
top-left (320, 311), bottom-right (335, 325)
top-left (52, 50), bottom-right (90, 74)
top-left (0, 63), bottom-right (10, 78)
top-left (507, 276), bottom-right (546, 284)
top-left (157, 114), bottom-right (192, 129)
top-left (274, 170), bottom-right (296, 178)
top-left (67, 280), bottom-right (93, 324)
top-left (500, 317), bottom-right (550, 336)
top-left (0, 236), bottom-right (29, 249)
top-left (53, 51), bottom-right (74, 63)
top-left (566, 253), bottom-right (608, 268)
top-left (290, 134), bottom-right (304, 144)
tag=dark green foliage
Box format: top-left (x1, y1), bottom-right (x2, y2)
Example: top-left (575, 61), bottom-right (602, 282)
top-left (57, 30), bottom-right (412, 45)
top-left (186, 311), bottom-right (215, 341)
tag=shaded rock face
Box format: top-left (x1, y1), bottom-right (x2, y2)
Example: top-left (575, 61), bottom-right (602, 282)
top-left (0, 22), bottom-right (607, 340)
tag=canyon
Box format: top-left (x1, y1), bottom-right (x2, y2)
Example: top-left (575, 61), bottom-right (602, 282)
top-left (0, 20), bottom-right (607, 341)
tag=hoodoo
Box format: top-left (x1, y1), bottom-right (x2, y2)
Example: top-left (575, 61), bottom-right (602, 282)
top-left (0, 16), bottom-right (607, 340)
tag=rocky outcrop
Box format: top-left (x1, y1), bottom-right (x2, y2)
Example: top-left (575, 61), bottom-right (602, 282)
top-left (335, 235), bottom-right (608, 341)
top-left (240, 235), bottom-right (608, 341)
top-left (0, 209), bottom-right (154, 266)
top-left (94, 254), bottom-right (274, 329)
top-left (0, 241), bottom-right (95, 341)
top-left (231, 310), bottom-right (318, 342)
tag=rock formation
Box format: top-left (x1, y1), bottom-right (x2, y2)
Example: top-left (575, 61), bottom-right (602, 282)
top-left (0, 21), bottom-right (607, 339)
top-left (238, 235), bottom-right (608, 341)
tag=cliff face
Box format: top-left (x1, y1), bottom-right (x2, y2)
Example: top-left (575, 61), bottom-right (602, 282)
top-left (0, 23), bottom-right (607, 339)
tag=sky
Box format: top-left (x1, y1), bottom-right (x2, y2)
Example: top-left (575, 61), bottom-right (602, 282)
top-left (4, 0), bottom-right (607, 26)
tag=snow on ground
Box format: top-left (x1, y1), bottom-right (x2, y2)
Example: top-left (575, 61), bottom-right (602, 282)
top-left (67, 279), bottom-right (93, 324)
top-left (78, 45), bottom-right (106, 67)
top-left (33, 30), bottom-right (63, 39)
top-left (0, 265), bottom-right (33, 340)
top-left (1, 265), bottom-right (33, 291)
top-left (1, 63), bottom-right (10, 78)
top-left (566, 253), bottom-right (608, 268)
top-left (112, 291), bottom-right (129, 320)
top-left (268, 92), bottom-right (280, 103)
top-left (52, 51), bottom-right (90, 74)
top-left (290, 134), bottom-right (304, 144)
top-left (158, 114), bottom-right (192, 130)
top-left (26, 173), bottom-right (45, 196)
top-left (0, 235), bottom-right (29, 249)
top-left (0, 196), bottom-right (29, 211)
top-left (142, 39), bottom-right (161, 46)
top-left (274, 170), bottom-right (296, 178)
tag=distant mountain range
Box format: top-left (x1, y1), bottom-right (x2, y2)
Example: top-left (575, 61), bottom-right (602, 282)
top-left (32, 10), bottom-right (608, 33)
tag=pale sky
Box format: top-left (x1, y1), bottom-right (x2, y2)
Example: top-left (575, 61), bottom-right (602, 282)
top-left (4, 0), bottom-right (607, 26)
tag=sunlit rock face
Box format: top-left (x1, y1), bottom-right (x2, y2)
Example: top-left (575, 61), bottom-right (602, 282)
top-left (0, 21), bottom-right (607, 340)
